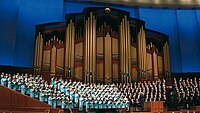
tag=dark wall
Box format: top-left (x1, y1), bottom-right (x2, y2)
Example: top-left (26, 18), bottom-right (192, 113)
top-left (0, 1), bottom-right (200, 73)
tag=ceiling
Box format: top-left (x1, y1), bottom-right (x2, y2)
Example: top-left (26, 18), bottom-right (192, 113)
top-left (65, 0), bottom-right (200, 9)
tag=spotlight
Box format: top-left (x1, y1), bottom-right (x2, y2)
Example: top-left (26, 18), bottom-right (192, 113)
top-left (105, 8), bottom-right (111, 13)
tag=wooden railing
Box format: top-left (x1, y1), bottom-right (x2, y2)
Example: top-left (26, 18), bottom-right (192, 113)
top-left (0, 85), bottom-right (50, 113)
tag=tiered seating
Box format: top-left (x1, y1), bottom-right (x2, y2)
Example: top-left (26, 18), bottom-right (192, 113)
top-left (173, 77), bottom-right (200, 107)
top-left (0, 72), bottom-right (129, 112)
top-left (117, 79), bottom-right (166, 107)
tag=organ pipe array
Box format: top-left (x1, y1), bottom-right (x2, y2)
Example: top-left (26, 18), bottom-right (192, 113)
top-left (34, 7), bottom-right (170, 83)
top-left (84, 12), bottom-right (96, 83)
top-left (34, 32), bottom-right (43, 75)
top-left (137, 27), bottom-right (147, 80)
top-left (65, 19), bottom-right (75, 78)
top-left (120, 16), bottom-right (131, 83)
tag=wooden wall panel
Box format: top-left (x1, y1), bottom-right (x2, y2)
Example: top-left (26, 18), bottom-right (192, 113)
top-left (146, 53), bottom-right (153, 79)
top-left (0, 85), bottom-right (50, 112)
top-left (158, 55), bottom-right (163, 75)
top-left (43, 50), bottom-right (50, 64)
top-left (75, 67), bottom-right (83, 81)
top-left (131, 46), bottom-right (137, 81)
top-left (75, 42), bottom-right (83, 57)
top-left (96, 63), bottom-right (103, 83)
top-left (113, 64), bottom-right (119, 82)
top-left (112, 38), bottom-right (119, 55)
top-left (104, 34), bottom-right (112, 83)
top-left (56, 48), bottom-right (64, 67)
top-left (50, 46), bottom-right (56, 74)
top-left (97, 37), bottom-right (103, 54)
top-left (131, 68), bottom-right (137, 81)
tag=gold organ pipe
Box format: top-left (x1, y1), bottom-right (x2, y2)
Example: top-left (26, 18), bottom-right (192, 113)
top-left (143, 28), bottom-right (147, 78)
top-left (87, 18), bottom-right (90, 82)
top-left (69, 21), bottom-right (72, 69)
top-left (85, 20), bottom-right (88, 82)
top-left (93, 16), bottom-right (96, 81)
top-left (65, 26), bottom-right (69, 70)
top-left (121, 19), bottom-right (123, 75)
top-left (119, 24), bottom-right (122, 72)
top-left (128, 21), bottom-right (131, 82)
top-left (139, 28), bottom-right (142, 77)
top-left (71, 22), bottom-right (75, 75)
top-left (34, 36), bottom-right (38, 68)
top-left (122, 18), bottom-right (126, 75)
top-left (37, 32), bottom-right (41, 68)
top-left (140, 28), bottom-right (143, 77)
top-left (90, 13), bottom-right (93, 74)
top-left (122, 19), bottom-right (125, 82)
top-left (39, 34), bottom-right (43, 71)
top-left (125, 16), bottom-right (128, 74)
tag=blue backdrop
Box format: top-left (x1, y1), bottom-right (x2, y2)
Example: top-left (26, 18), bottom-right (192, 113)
top-left (0, 1), bottom-right (200, 73)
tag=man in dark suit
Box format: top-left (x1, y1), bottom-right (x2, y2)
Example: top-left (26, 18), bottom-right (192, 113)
top-left (140, 92), bottom-right (145, 111)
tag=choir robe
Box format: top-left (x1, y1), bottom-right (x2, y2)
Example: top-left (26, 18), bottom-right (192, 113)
top-left (94, 100), bottom-right (98, 109)
top-left (39, 92), bottom-right (45, 102)
top-left (52, 97), bottom-right (57, 108)
top-left (74, 93), bottom-right (79, 107)
top-left (57, 97), bottom-right (62, 107)
top-left (26, 86), bottom-right (30, 95)
top-left (65, 89), bottom-right (70, 96)
top-left (48, 96), bottom-right (53, 107)
top-left (21, 85), bottom-right (26, 94)
top-left (79, 97), bottom-right (84, 111)
top-left (60, 85), bottom-right (65, 93)
top-left (35, 90), bottom-right (39, 99)
top-left (44, 92), bottom-right (48, 102)
top-left (108, 100), bottom-right (112, 108)
top-left (61, 99), bottom-right (67, 108)
top-left (99, 101), bottom-right (103, 109)
top-left (85, 101), bottom-right (89, 112)
top-left (17, 82), bottom-right (22, 91)
top-left (69, 101), bottom-right (74, 109)
top-left (30, 89), bottom-right (35, 98)
top-left (12, 81), bottom-right (18, 91)
top-left (1, 78), bottom-right (7, 86)
top-left (8, 81), bottom-right (13, 89)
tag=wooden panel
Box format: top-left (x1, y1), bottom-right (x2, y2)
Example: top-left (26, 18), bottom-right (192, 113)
top-left (75, 67), bottom-right (83, 81)
top-left (105, 34), bottom-right (112, 83)
top-left (146, 53), bottom-right (153, 78)
top-left (43, 50), bottom-right (50, 64)
top-left (112, 38), bottom-right (119, 55)
top-left (97, 37), bottom-right (103, 54)
top-left (51, 46), bottom-right (56, 74)
top-left (0, 85), bottom-right (50, 112)
top-left (96, 63), bottom-right (103, 83)
top-left (131, 68), bottom-right (137, 81)
top-left (113, 63), bottom-right (119, 82)
top-left (158, 56), bottom-right (163, 75)
top-left (75, 42), bottom-right (83, 57)
top-left (56, 48), bottom-right (64, 67)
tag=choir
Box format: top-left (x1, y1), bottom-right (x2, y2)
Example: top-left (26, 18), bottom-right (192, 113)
top-left (1, 72), bottom-right (200, 112)
top-left (173, 77), bottom-right (200, 108)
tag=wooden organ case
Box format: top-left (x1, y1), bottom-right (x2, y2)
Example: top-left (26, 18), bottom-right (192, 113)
top-left (33, 7), bottom-right (170, 83)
